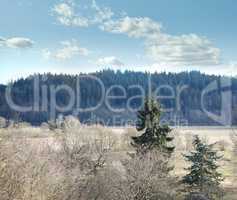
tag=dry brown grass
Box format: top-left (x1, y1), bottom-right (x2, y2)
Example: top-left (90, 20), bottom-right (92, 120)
top-left (0, 118), bottom-right (236, 200)
top-left (0, 121), bottom-right (180, 200)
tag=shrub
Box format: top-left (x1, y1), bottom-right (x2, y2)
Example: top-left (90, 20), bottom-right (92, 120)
top-left (0, 124), bottom-right (183, 200)
top-left (0, 117), bottom-right (7, 128)
top-left (118, 150), bottom-right (179, 200)
top-left (0, 137), bottom-right (52, 200)
top-left (62, 115), bottom-right (81, 130)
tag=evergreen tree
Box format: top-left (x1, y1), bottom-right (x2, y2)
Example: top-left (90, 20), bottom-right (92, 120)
top-left (131, 98), bottom-right (174, 154)
top-left (183, 135), bottom-right (224, 199)
top-left (0, 70), bottom-right (236, 125)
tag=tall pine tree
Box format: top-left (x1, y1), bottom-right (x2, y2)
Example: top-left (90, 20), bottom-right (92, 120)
top-left (131, 98), bottom-right (174, 154)
top-left (183, 135), bottom-right (224, 199)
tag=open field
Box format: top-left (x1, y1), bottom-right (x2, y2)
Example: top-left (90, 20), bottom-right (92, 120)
top-left (0, 122), bottom-right (237, 199)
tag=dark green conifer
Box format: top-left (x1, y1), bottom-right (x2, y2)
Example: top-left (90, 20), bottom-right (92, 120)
top-left (183, 135), bottom-right (224, 199)
top-left (131, 98), bottom-right (174, 154)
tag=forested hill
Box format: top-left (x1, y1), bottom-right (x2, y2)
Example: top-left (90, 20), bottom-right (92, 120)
top-left (0, 70), bottom-right (237, 126)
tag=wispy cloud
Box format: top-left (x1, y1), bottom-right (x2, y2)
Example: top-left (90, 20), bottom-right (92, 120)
top-left (42, 40), bottom-right (90, 61)
top-left (52, 3), bottom-right (89, 27)
top-left (52, 0), bottom-right (113, 27)
top-left (51, 0), bottom-right (221, 68)
top-left (100, 16), bottom-right (162, 38)
top-left (0, 37), bottom-right (34, 49)
top-left (101, 16), bottom-right (221, 67)
top-left (145, 33), bottom-right (220, 66)
top-left (96, 56), bottom-right (124, 67)
top-left (91, 0), bottom-right (114, 23)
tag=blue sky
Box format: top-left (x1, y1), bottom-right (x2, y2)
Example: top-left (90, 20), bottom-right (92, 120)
top-left (0, 0), bottom-right (237, 83)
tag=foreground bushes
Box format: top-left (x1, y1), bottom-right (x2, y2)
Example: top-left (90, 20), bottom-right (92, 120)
top-left (0, 117), bottom-right (229, 200)
top-left (0, 123), bottom-right (180, 200)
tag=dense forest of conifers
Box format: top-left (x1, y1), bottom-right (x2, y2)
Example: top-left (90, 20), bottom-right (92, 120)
top-left (0, 70), bottom-right (237, 126)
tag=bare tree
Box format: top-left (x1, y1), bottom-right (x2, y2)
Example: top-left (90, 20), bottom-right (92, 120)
top-left (0, 137), bottom-right (52, 200)
top-left (0, 123), bottom-right (181, 200)
top-left (115, 150), bottom-right (179, 200)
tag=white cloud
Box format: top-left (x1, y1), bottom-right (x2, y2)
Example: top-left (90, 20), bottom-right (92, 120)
top-left (53, 3), bottom-right (89, 27)
top-left (145, 33), bottom-right (220, 66)
top-left (52, 0), bottom-right (113, 27)
top-left (0, 37), bottom-right (34, 48)
top-left (52, 1), bottom-right (222, 68)
top-left (53, 3), bottom-right (73, 18)
top-left (91, 0), bottom-right (114, 23)
top-left (100, 16), bottom-right (162, 38)
top-left (42, 40), bottom-right (90, 61)
top-left (96, 56), bottom-right (124, 67)
top-left (101, 16), bottom-right (221, 67)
